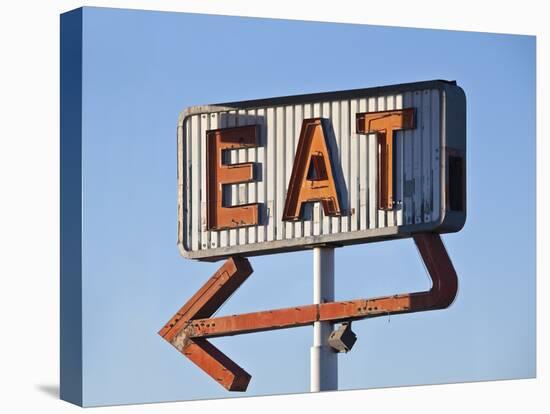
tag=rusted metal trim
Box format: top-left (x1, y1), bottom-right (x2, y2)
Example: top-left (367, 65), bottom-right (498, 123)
top-left (160, 234), bottom-right (457, 391)
top-left (187, 233), bottom-right (456, 338)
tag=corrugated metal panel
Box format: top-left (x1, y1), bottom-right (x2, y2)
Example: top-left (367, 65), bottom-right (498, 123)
top-left (178, 81), bottom-right (465, 260)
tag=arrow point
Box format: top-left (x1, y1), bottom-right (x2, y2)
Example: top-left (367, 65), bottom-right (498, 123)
top-left (159, 256), bottom-right (254, 391)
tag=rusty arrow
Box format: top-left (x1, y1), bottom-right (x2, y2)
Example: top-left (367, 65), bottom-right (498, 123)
top-left (159, 233), bottom-right (458, 391)
top-left (158, 256), bottom-right (253, 391)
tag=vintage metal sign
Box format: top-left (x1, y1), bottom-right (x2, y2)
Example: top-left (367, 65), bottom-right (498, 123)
top-left (178, 80), bottom-right (466, 261)
top-left (163, 80), bottom-right (466, 391)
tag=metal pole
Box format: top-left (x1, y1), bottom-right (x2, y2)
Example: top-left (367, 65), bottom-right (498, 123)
top-left (310, 247), bottom-right (338, 392)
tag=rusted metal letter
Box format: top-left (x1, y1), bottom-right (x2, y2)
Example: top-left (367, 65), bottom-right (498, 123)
top-left (282, 118), bottom-right (342, 221)
top-left (356, 108), bottom-right (415, 210)
top-left (206, 125), bottom-right (260, 230)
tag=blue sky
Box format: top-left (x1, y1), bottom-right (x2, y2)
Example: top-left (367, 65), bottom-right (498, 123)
top-left (76, 7), bottom-right (535, 406)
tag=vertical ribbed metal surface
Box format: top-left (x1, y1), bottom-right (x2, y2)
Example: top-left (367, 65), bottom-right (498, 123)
top-left (180, 88), bottom-right (442, 256)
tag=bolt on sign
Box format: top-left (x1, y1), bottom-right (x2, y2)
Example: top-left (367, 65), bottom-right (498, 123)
top-left (178, 80), bottom-right (466, 261)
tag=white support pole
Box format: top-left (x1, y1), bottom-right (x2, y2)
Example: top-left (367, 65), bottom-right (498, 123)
top-left (310, 247), bottom-right (338, 392)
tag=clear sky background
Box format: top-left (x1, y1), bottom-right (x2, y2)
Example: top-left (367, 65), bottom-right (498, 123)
top-left (77, 7), bottom-right (535, 406)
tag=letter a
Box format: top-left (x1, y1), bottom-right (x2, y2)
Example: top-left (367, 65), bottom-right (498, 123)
top-left (282, 118), bottom-right (342, 221)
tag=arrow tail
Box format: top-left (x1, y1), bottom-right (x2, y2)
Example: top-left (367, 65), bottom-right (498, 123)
top-left (180, 338), bottom-right (251, 392)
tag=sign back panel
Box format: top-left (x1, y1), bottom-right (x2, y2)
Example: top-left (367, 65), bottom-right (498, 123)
top-left (178, 80), bottom-right (466, 261)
